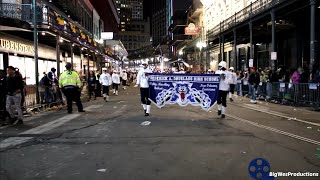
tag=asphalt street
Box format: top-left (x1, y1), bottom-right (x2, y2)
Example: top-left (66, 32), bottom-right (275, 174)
top-left (0, 86), bottom-right (319, 180)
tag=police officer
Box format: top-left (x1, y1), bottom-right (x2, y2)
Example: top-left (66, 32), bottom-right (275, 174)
top-left (59, 63), bottom-right (85, 114)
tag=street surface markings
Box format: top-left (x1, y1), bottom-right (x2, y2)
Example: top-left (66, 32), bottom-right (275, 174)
top-left (236, 103), bottom-right (320, 127)
top-left (228, 113), bottom-right (320, 146)
top-left (0, 105), bottom-right (103, 150)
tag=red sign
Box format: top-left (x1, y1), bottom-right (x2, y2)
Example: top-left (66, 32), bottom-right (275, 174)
top-left (185, 23), bottom-right (200, 35)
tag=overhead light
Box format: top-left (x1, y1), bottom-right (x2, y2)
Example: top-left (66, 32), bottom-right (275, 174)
top-left (256, 43), bottom-right (262, 46)
top-left (68, 15), bottom-right (70, 18)
top-left (41, 32), bottom-right (45, 35)
top-left (49, 0), bottom-right (52, 2)
top-left (59, 38), bottom-right (63, 43)
top-left (72, 43), bottom-right (75, 47)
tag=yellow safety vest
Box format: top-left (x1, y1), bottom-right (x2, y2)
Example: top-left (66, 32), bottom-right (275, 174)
top-left (59, 70), bottom-right (81, 88)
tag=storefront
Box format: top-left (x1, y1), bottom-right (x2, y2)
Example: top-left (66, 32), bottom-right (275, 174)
top-left (0, 33), bottom-right (84, 85)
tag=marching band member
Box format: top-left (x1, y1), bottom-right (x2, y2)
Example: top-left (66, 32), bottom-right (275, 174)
top-left (112, 70), bottom-right (120, 96)
top-left (215, 61), bottom-right (232, 118)
top-left (135, 61), bottom-right (152, 116)
top-left (228, 67), bottom-right (237, 101)
top-left (99, 68), bottom-right (112, 102)
top-left (121, 70), bottom-right (128, 90)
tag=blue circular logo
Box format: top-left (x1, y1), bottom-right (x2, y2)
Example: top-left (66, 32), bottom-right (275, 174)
top-left (248, 158), bottom-right (274, 180)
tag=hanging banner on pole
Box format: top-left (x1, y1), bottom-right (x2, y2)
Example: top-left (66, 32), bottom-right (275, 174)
top-left (148, 74), bottom-right (220, 111)
top-left (271, 52), bottom-right (277, 60)
top-left (249, 59), bottom-right (254, 67)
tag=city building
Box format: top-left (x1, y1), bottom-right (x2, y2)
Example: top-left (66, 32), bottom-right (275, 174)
top-left (114, 0), bottom-right (150, 67)
top-left (116, 18), bottom-right (151, 52)
top-left (204, 0), bottom-right (320, 74)
top-left (0, 0), bottom-right (117, 86)
top-left (116, 0), bottom-right (143, 20)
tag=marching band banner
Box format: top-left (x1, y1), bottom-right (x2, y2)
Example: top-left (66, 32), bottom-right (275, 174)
top-left (148, 74), bottom-right (220, 111)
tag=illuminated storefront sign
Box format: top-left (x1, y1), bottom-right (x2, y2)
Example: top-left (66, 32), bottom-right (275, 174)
top-left (0, 39), bottom-right (34, 54)
top-left (185, 23), bottom-right (200, 35)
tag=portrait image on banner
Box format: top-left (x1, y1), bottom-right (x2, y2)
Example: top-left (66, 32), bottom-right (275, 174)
top-left (148, 74), bottom-right (220, 111)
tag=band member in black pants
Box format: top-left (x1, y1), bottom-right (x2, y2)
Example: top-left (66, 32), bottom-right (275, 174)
top-left (135, 61), bottom-right (152, 116)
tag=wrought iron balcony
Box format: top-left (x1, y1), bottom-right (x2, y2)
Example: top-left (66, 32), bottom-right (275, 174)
top-left (0, 3), bottom-right (45, 24)
top-left (207, 0), bottom-right (286, 38)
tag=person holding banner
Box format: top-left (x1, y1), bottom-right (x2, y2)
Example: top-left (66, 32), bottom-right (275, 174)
top-left (135, 61), bottom-right (152, 116)
top-left (215, 61), bottom-right (232, 118)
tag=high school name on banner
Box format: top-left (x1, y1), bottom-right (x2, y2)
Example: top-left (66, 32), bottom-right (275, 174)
top-left (148, 74), bottom-right (220, 111)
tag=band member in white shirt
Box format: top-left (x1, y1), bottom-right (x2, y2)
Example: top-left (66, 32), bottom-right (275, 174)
top-left (99, 68), bottom-right (112, 102)
top-left (112, 70), bottom-right (121, 96)
top-left (228, 67), bottom-right (237, 101)
top-left (215, 61), bottom-right (232, 118)
top-left (135, 61), bottom-right (152, 116)
top-left (121, 70), bottom-right (128, 90)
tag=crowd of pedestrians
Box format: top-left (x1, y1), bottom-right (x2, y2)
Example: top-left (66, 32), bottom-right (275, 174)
top-left (0, 63), bottom-right (137, 126)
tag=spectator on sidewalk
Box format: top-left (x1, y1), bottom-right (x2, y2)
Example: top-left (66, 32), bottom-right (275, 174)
top-left (0, 70), bottom-right (8, 125)
top-left (300, 67), bottom-right (309, 83)
top-left (248, 67), bottom-right (260, 104)
top-left (291, 67), bottom-right (302, 85)
top-left (5, 66), bottom-right (24, 124)
top-left (87, 71), bottom-right (97, 101)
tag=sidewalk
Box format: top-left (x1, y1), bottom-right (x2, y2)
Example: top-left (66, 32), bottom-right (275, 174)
top-left (231, 94), bottom-right (320, 125)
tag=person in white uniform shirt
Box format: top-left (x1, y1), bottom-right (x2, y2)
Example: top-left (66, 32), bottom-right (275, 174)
top-left (121, 70), bottom-right (128, 90)
top-left (135, 61), bottom-right (153, 116)
top-left (215, 61), bottom-right (232, 118)
top-left (228, 67), bottom-right (237, 102)
top-left (99, 68), bottom-right (112, 102)
top-left (112, 70), bottom-right (121, 95)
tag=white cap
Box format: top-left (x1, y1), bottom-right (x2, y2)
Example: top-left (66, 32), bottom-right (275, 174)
top-left (102, 68), bottom-right (107, 71)
top-left (142, 60), bottom-right (148, 65)
top-left (229, 67), bottom-right (234, 70)
top-left (218, 61), bottom-right (227, 68)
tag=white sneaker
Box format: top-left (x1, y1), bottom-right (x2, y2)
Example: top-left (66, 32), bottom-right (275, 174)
top-left (251, 100), bottom-right (257, 104)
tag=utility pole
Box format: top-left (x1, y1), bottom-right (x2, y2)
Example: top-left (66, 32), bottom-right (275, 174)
top-left (33, 0), bottom-right (39, 104)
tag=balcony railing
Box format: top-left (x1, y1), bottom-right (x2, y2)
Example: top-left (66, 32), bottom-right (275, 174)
top-left (0, 3), bottom-right (45, 23)
top-left (207, 0), bottom-right (286, 38)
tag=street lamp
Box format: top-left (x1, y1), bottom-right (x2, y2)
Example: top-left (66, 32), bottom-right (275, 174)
top-left (179, 49), bottom-right (183, 56)
top-left (196, 41), bottom-right (207, 71)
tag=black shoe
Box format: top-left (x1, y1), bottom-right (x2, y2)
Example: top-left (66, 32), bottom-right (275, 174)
top-left (16, 120), bottom-right (23, 125)
top-left (144, 110), bottom-right (146, 114)
top-left (145, 113), bottom-right (149, 116)
top-left (104, 97), bottom-right (106, 101)
top-left (230, 98), bottom-right (234, 102)
top-left (68, 111), bottom-right (72, 114)
top-left (78, 110), bottom-right (85, 113)
top-left (218, 110), bottom-right (221, 116)
top-left (221, 114), bottom-right (226, 119)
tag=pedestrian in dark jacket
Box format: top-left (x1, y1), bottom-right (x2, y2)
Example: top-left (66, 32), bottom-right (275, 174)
top-left (5, 66), bottom-right (24, 124)
top-left (248, 67), bottom-right (260, 104)
top-left (0, 70), bottom-right (8, 125)
top-left (87, 71), bottom-right (97, 101)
